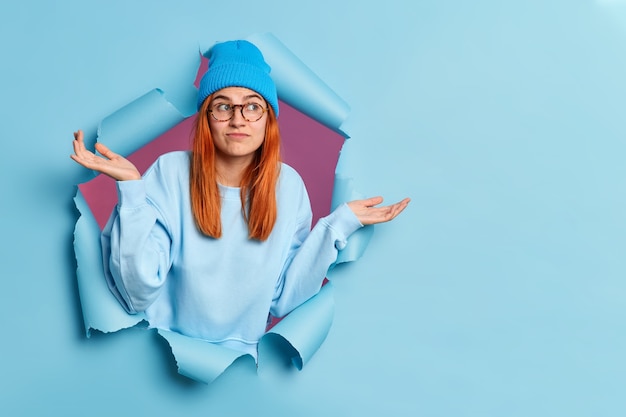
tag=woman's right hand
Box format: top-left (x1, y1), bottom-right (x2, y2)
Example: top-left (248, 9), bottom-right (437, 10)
top-left (70, 130), bottom-right (141, 181)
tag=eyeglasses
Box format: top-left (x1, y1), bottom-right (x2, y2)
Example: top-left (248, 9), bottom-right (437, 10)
top-left (208, 102), bottom-right (267, 122)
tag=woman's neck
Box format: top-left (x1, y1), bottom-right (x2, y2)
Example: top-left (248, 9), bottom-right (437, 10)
top-left (215, 155), bottom-right (253, 187)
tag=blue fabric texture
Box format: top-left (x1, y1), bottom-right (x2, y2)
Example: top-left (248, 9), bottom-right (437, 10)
top-left (197, 40), bottom-right (279, 116)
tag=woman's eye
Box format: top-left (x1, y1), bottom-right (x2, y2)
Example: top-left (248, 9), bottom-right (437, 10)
top-left (216, 104), bottom-right (231, 111)
top-left (245, 103), bottom-right (262, 111)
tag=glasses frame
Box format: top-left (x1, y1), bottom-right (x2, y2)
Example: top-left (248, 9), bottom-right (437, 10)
top-left (208, 103), bottom-right (268, 122)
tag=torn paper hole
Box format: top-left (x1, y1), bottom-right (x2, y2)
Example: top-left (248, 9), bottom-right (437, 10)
top-left (73, 33), bottom-right (372, 383)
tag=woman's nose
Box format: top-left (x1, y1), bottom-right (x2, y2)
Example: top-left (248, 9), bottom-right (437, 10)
top-left (229, 105), bottom-right (246, 125)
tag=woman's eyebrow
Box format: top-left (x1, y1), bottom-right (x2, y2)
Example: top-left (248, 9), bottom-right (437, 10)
top-left (243, 94), bottom-right (263, 101)
top-left (211, 94), bottom-right (263, 102)
top-left (211, 94), bottom-right (230, 102)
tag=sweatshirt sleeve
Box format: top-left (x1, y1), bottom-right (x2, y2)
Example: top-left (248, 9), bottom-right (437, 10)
top-left (270, 201), bottom-right (363, 318)
top-left (101, 176), bottom-right (173, 314)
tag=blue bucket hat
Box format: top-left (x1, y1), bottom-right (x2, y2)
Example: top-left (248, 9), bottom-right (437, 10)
top-left (197, 40), bottom-right (279, 117)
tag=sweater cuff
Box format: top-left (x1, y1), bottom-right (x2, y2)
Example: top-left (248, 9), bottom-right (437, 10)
top-left (324, 203), bottom-right (363, 249)
top-left (116, 180), bottom-right (147, 209)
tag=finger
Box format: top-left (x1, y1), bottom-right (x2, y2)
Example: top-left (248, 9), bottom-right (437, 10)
top-left (71, 133), bottom-right (100, 167)
top-left (396, 197), bottom-right (411, 210)
top-left (375, 198), bottom-right (409, 213)
top-left (94, 142), bottom-right (117, 160)
top-left (387, 198), bottom-right (411, 219)
top-left (370, 198), bottom-right (410, 223)
top-left (72, 138), bottom-right (88, 158)
top-left (73, 131), bottom-right (82, 146)
top-left (72, 138), bottom-right (81, 154)
top-left (388, 198), bottom-right (410, 213)
top-left (73, 131), bottom-right (95, 161)
top-left (70, 147), bottom-right (97, 165)
top-left (362, 196), bottom-right (384, 208)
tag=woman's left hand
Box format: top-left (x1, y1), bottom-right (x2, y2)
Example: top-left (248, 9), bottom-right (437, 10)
top-left (347, 196), bottom-right (410, 225)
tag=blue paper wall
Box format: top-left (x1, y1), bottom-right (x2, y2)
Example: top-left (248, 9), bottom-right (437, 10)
top-left (2, 0), bottom-right (626, 416)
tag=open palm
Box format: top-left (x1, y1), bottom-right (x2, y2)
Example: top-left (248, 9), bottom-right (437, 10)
top-left (70, 130), bottom-right (141, 181)
top-left (347, 196), bottom-right (410, 225)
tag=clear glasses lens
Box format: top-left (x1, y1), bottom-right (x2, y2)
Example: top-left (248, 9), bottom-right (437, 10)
top-left (210, 103), bottom-right (265, 122)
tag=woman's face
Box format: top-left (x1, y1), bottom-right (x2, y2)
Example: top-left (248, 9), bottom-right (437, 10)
top-left (207, 87), bottom-right (268, 165)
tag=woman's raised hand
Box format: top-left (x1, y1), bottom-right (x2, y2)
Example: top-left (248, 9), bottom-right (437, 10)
top-left (70, 130), bottom-right (141, 181)
top-left (347, 196), bottom-right (410, 226)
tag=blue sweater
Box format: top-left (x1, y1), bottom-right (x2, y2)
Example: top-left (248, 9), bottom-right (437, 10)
top-left (101, 151), bottom-right (362, 357)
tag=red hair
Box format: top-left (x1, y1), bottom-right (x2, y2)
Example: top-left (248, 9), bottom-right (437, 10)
top-left (190, 97), bottom-right (281, 241)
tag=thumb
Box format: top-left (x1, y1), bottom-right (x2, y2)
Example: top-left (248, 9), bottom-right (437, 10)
top-left (363, 196), bottom-right (384, 207)
top-left (94, 142), bottom-right (117, 159)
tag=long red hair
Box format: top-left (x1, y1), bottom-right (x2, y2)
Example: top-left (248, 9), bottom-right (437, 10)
top-left (190, 96), bottom-right (281, 241)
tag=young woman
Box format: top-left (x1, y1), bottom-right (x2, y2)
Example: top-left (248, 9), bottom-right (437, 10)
top-left (71, 40), bottom-right (409, 358)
